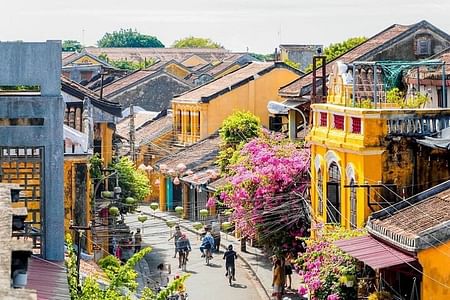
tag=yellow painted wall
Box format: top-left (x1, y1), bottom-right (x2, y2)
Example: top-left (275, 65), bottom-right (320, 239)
top-left (165, 63), bottom-right (190, 79)
top-left (418, 241), bottom-right (450, 300)
top-left (181, 55), bottom-right (208, 68)
top-left (100, 123), bottom-right (114, 166)
top-left (214, 64), bottom-right (242, 79)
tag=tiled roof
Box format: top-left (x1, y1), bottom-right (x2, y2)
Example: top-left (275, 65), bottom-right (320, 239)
top-left (116, 111), bottom-right (160, 140)
top-left (174, 62), bottom-right (302, 103)
top-left (367, 180), bottom-right (450, 251)
top-left (207, 176), bottom-right (230, 191)
top-left (279, 23), bottom-right (413, 97)
top-left (404, 47), bottom-right (450, 80)
top-left (181, 167), bottom-right (219, 185)
top-left (62, 51), bottom-right (76, 64)
top-left (102, 70), bottom-right (158, 97)
top-left (61, 76), bottom-right (122, 117)
top-left (26, 257), bottom-right (70, 300)
top-left (136, 112), bottom-right (173, 147)
top-left (84, 47), bottom-right (232, 63)
top-left (156, 134), bottom-right (220, 171)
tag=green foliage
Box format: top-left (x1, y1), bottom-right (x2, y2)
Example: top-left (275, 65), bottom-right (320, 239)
top-left (386, 87), bottom-right (429, 108)
top-left (63, 40), bottom-right (83, 52)
top-left (249, 52), bottom-right (274, 61)
top-left (141, 274), bottom-right (190, 300)
top-left (283, 58), bottom-right (300, 70)
top-left (111, 157), bottom-right (150, 201)
top-left (305, 36), bottom-right (367, 72)
top-left (98, 53), bottom-right (156, 70)
top-left (172, 36), bottom-right (223, 48)
top-left (89, 153), bottom-right (103, 180)
top-left (98, 28), bottom-right (164, 48)
top-left (217, 111), bottom-right (261, 174)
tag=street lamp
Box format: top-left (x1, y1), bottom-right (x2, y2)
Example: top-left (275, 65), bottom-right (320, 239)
top-left (267, 101), bottom-right (308, 141)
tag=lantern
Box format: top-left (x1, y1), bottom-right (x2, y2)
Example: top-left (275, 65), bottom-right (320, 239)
top-left (176, 163), bottom-right (187, 173)
top-left (173, 177), bottom-right (180, 185)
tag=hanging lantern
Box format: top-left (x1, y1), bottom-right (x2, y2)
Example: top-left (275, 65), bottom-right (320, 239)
top-left (176, 163), bottom-right (187, 173)
top-left (193, 222), bottom-right (203, 231)
top-left (109, 206), bottom-right (119, 217)
top-left (175, 206), bottom-right (184, 215)
top-left (138, 214), bottom-right (148, 223)
top-left (173, 177), bottom-right (180, 185)
top-left (168, 169), bottom-right (176, 176)
top-left (155, 179), bottom-right (160, 185)
top-left (210, 170), bottom-right (218, 179)
top-left (150, 202), bottom-right (159, 211)
top-left (147, 165), bottom-right (154, 172)
top-left (199, 208), bottom-right (209, 217)
top-left (185, 169), bottom-right (194, 176)
top-left (138, 163), bottom-right (147, 171)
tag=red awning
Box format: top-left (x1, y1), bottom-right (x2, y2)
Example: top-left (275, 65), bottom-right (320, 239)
top-left (334, 235), bottom-right (416, 270)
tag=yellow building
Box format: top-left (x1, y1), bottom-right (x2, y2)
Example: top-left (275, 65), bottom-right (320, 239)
top-left (172, 61), bottom-right (303, 144)
top-left (337, 181), bottom-right (450, 299)
top-left (307, 61), bottom-right (450, 229)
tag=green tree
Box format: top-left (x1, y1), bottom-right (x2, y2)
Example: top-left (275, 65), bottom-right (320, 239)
top-left (63, 40), bottom-right (83, 52)
top-left (217, 111), bottom-right (261, 174)
top-left (98, 29), bottom-right (164, 48)
top-left (249, 52), bottom-right (274, 61)
top-left (98, 53), bottom-right (156, 71)
top-left (172, 36), bottom-right (223, 48)
top-left (283, 58), bottom-right (300, 70)
top-left (304, 36), bottom-right (367, 72)
top-left (111, 157), bottom-right (151, 201)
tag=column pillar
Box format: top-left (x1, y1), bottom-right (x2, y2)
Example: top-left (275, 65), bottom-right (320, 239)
top-left (288, 109), bottom-right (297, 141)
top-left (159, 175), bottom-right (166, 212)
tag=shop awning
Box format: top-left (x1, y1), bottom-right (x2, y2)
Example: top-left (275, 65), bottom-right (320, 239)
top-left (334, 235), bottom-right (416, 270)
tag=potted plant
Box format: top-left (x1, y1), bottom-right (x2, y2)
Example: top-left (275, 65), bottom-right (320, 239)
top-left (166, 220), bottom-right (176, 228)
top-left (138, 214), bottom-right (148, 223)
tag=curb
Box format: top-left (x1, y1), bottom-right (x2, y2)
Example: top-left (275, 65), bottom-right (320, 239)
top-left (141, 209), bottom-right (271, 300)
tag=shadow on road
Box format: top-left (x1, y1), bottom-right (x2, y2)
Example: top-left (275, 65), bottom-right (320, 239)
top-left (204, 263), bottom-right (222, 268)
top-left (184, 270), bottom-right (198, 274)
top-left (231, 283), bottom-right (247, 289)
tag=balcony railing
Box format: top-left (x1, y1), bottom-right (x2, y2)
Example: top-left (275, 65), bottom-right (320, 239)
top-left (387, 115), bottom-right (450, 137)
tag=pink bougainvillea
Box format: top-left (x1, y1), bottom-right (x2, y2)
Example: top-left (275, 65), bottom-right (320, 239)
top-left (219, 130), bottom-right (310, 250)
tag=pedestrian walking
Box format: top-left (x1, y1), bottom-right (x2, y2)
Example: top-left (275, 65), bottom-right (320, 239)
top-left (134, 228), bottom-right (142, 253)
top-left (272, 258), bottom-right (284, 300)
top-left (284, 252), bottom-right (293, 290)
top-left (168, 225), bottom-right (182, 258)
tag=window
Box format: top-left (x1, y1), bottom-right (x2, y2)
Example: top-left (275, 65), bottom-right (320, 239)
top-left (187, 111), bottom-right (191, 134)
top-left (317, 169), bottom-right (323, 216)
top-left (333, 114), bottom-right (344, 130)
top-left (416, 39), bottom-right (431, 56)
top-left (351, 117), bottom-right (361, 134)
top-left (320, 112), bottom-right (327, 127)
top-left (350, 179), bottom-right (357, 229)
top-left (269, 116), bottom-right (283, 132)
top-left (327, 162), bottom-right (341, 224)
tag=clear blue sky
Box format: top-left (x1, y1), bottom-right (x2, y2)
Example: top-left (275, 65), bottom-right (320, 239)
top-left (4, 0), bottom-right (450, 53)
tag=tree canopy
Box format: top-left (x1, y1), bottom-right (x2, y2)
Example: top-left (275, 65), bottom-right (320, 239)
top-left (98, 29), bottom-right (164, 48)
top-left (172, 36), bottom-right (223, 48)
top-left (304, 36), bottom-right (367, 72)
top-left (62, 40), bottom-right (82, 52)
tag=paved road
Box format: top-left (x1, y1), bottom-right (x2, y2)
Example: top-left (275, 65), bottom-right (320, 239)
top-left (125, 213), bottom-right (263, 300)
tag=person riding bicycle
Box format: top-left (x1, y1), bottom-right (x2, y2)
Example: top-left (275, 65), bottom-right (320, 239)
top-left (223, 244), bottom-right (237, 281)
top-left (176, 233), bottom-right (191, 268)
top-left (200, 229), bottom-right (215, 258)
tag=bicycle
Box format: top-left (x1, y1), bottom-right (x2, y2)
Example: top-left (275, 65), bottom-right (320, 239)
top-left (204, 248), bottom-right (212, 266)
top-left (179, 250), bottom-right (187, 271)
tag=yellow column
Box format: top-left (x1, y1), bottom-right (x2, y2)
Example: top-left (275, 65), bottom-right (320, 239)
top-left (200, 108), bottom-right (208, 139)
top-left (159, 174), bottom-right (167, 212)
top-left (181, 109), bottom-right (187, 143)
top-left (182, 184), bottom-right (189, 219)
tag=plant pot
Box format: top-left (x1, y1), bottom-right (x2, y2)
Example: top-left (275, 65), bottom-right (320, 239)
top-left (125, 197), bottom-right (136, 205)
top-left (345, 280), bottom-right (354, 287)
top-left (175, 206), bottom-right (184, 214)
top-left (101, 191), bottom-right (114, 199)
top-left (109, 206), bottom-right (119, 216)
top-left (193, 222), bottom-right (203, 231)
top-left (221, 221), bottom-right (232, 231)
top-left (138, 215), bottom-right (148, 223)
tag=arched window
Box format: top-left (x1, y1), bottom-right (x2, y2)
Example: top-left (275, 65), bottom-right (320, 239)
top-left (350, 179), bottom-right (357, 228)
top-left (317, 169), bottom-right (323, 216)
top-left (327, 162), bottom-right (341, 224)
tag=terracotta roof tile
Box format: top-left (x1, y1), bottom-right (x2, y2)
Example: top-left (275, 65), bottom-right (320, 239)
top-left (102, 70), bottom-right (158, 96)
top-left (136, 113), bottom-right (173, 146)
top-left (371, 193), bottom-right (450, 239)
top-left (116, 111), bottom-right (160, 140)
top-left (174, 62), bottom-right (280, 103)
top-left (279, 24), bottom-right (411, 97)
top-left (156, 134), bottom-right (220, 171)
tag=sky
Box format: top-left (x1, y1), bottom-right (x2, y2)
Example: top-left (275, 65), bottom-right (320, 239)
top-left (2, 0), bottom-right (450, 53)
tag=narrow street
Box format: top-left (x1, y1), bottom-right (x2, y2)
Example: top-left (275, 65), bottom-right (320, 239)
top-left (125, 212), bottom-right (263, 300)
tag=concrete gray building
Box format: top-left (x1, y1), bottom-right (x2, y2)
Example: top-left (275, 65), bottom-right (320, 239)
top-left (279, 44), bottom-right (322, 71)
top-left (0, 41), bottom-right (64, 261)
